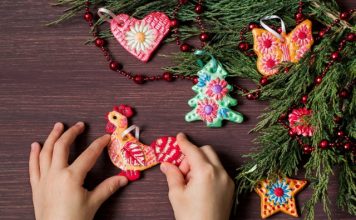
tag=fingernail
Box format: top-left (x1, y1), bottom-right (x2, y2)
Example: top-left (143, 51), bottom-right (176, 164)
top-left (76, 121), bottom-right (85, 127)
top-left (118, 177), bottom-right (128, 187)
top-left (54, 122), bottom-right (62, 129)
top-left (31, 142), bottom-right (37, 150)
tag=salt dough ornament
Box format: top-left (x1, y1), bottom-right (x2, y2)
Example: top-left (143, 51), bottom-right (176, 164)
top-left (255, 177), bottom-right (307, 219)
top-left (252, 15), bottom-right (314, 76)
top-left (98, 8), bottom-right (171, 62)
top-left (105, 104), bottom-right (184, 181)
top-left (185, 50), bottom-right (244, 127)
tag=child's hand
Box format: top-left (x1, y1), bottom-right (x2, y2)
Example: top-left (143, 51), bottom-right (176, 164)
top-left (160, 133), bottom-right (235, 220)
top-left (29, 122), bottom-right (128, 220)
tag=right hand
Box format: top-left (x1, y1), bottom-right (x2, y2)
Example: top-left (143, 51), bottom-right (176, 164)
top-left (160, 133), bottom-right (235, 220)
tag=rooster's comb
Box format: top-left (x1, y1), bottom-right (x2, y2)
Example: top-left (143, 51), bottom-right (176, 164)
top-left (113, 104), bottom-right (134, 118)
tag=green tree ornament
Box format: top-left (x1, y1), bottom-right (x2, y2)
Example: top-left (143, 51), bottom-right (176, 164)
top-left (185, 52), bottom-right (244, 127)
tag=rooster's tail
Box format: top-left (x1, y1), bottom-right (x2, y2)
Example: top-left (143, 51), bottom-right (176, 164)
top-left (150, 137), bottom-right (184, 166)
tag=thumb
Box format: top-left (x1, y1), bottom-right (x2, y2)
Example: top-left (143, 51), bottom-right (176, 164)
top-left (90, 175), bottom-right (128, 207)
top-left (160, 162), bottom-right (185, 193)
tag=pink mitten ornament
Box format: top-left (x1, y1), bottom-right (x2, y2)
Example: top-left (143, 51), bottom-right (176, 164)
top-left (105, 104), bottom-right (184, 181)
top-left (98, 8), bottom-right (171, 62)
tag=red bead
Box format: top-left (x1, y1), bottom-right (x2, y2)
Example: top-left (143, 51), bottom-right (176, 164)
top-left (279, 113), bottom-right (287, 121)
top-left (344, 142), bottom-right (352, 150)
top-left (346, 33), bottom-right (355, 42)
top-left (133, 75), bottom-right (145, 84)
top-left (109, 61), bottom-right (122, 71)
top-left (259, 77), bottom-right (269, 86)
top-left (248, 22), bottom-right (259, 30)
top-left (284, 67), bottom-right (290, 73)
top-left (277, 27), bottom-right (283, 33)
top-left (295, 13), bottom-right (305, 22)
top-left (192, 76), bottom-right (199, 84)
top-left (339, 89), bottom-right (349, 98)
top-left (318, 30), bottom-right (326, 38)
top-left (314, 76), bottom-right (323, 84)
top-left (340, 11), bottom-right (350, 20)
top-left (246, 93), bottom-right (255, 100)
top-left (195, 4), bottom-right (203, 14)
top-left (170, 19), bottom-right (179, 28)
top-left (238, 42), bottom-right (250, 51)
top-left (334, 116), bottom-right (343, 124)
top-left (330, 51), bottom-right (340, 61)
top-left (84, 12), bottom-right (93, 22)
top-left (303, 145), bottom-right (314, 154)
top-left (180, 43), bottom-right (191, 52)
top-left (162, 72), bottom-right (174, 82)
top-left (199, 33), bottom-right (209, 42)
top-left (95, 38), bottom-right (105, 47)
top-left (337, 130), bottom-right (345, 137)
top-left (301, 95), bottom-right (308, 104)
top-left (319, 139), bottom-right (329, 149)
top-left (288, 129), bottom-right (296, 137)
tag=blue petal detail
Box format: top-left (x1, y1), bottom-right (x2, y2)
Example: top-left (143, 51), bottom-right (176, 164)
top-left (197, 74), bottom-right (211, 87)
top-left (266, 179), bottom-right (292, 205)
top-left (218, 108), bottom-right (229, 118)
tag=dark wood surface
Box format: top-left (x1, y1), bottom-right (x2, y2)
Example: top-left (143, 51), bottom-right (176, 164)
top-left (0, 1), bottom-right (355, 219)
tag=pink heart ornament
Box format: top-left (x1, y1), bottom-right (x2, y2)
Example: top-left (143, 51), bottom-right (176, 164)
top-left (110, 12), bottom-right (171, 62)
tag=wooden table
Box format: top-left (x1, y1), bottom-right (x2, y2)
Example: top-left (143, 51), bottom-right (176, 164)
top-left (0, 0), bottom-right (354, 219)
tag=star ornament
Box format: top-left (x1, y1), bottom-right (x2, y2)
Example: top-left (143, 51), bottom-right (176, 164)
top-left (254, 177), bottom-right (307, 218)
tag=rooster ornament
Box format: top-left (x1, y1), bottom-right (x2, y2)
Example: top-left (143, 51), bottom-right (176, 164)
top-left (105, 104), bottom-right (184, 181)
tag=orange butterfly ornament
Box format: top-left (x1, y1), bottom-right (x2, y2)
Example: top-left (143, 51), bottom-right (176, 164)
top-left (252, 15), bottom-right (314, 76)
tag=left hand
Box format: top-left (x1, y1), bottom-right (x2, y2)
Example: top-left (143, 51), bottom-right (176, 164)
top-left (29, 122), bottom-right (128, 220)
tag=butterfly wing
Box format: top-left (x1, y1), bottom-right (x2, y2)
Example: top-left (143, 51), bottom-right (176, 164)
top-left (287, 19), bottom-right (314, 62)
top-left (252, 28), bottom-right (285, 76)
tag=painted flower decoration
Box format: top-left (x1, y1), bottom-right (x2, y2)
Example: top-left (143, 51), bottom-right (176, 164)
top-left (288, 108), bottom-right (314, 137)
top-left (206, 78), bottom-right (229, 100)
top-left (262, 53), bottom-right (280, 75)
top-left (266, 179), bottom-right (292, 205)
top-left (196, 98), bottom-right (219, 122)
top-left (126, 22), bottom-right (155, 53)
top-left (292, 24), bottom-right (312, 47)
top-left (257, 32), bottom-right (278, 54)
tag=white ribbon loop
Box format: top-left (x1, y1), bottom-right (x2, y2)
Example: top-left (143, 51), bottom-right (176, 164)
top-left (121, 125), bottom-right (140, 140)
top-left (260, 15), bottom-right (286, 40)
top-left (97, 8), bottom-right (117, 23)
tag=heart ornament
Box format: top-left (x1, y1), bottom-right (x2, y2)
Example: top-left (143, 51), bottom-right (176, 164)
top-left (98, 8), bottom-right (171, 62)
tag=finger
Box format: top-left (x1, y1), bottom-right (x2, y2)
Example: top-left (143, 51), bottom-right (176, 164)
top-left (178, 158), bottom-right (190, 175)
top-left (39, 122), bottom-right (64, 173)
top-left (176, 133), bottom-right (209, 167)
top-left (160, 162), bottom-right (185, 193)
top-left (70, 135), bottom-right (110, 179)
top-left (89, 176), bottom-right (128, 208)
top-left (29, 142), bottom-right (41, 187)
top-left (51, 122), bottom-right (85, 168)
top-left (200, 145), bottom-right (223, 168)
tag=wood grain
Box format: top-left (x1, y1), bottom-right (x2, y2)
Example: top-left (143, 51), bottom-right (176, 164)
top-left (0, 1), bottom-right (354, 219)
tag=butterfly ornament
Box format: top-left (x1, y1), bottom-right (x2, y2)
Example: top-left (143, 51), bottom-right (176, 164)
top-left (252, 15), bottom-right (314, 76)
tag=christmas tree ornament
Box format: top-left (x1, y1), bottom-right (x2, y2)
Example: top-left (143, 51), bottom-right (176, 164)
top-left (288, 108), bottom-right (314, 137)
top-left (255, 177), bottom-right (307, 218)
top-left (252, 15), bottom-right (314, 76)
top-left (185, 51), bottom-right (244, 127)
top-left (105, 104), bottom-right (184, 181)
top-left (98, 8), bottom-right (171, 62)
